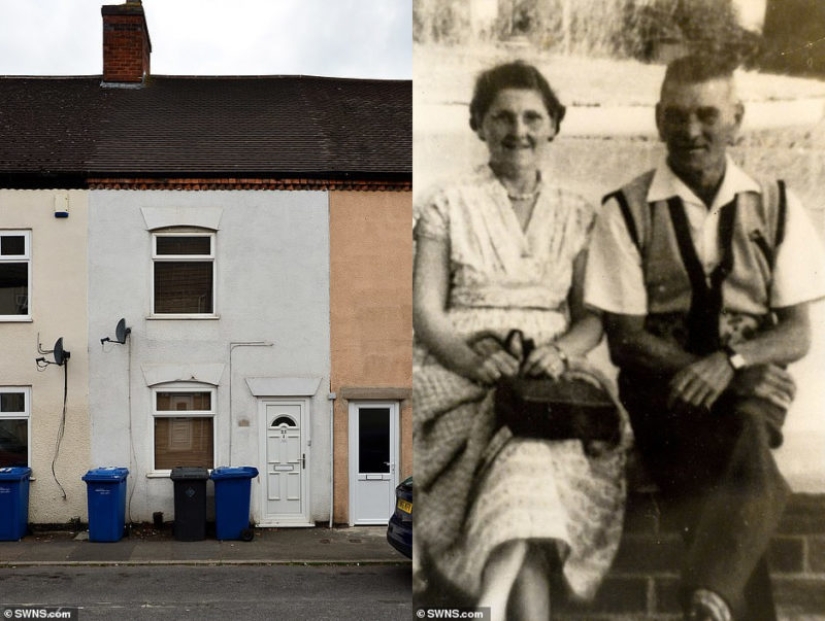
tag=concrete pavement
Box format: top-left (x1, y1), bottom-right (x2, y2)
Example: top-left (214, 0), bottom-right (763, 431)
top-left (0, 524), bottom-right (410, 567)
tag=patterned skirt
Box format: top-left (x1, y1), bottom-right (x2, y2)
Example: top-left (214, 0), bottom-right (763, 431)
top-left (416, 306), bottom-right (628, 601)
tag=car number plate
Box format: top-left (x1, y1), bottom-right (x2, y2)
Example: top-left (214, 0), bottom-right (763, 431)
top-left (397, 499), bottom-right (413, 514)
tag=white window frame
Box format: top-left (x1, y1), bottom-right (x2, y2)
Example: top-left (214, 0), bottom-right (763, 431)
top-left (347, 400), bottom-right (400, 525)
top-left (0, 386), bottom-right (32, 468)
top-left (0, 231), bottom-right (32, 322)
top-left (150, 228), bottom-right (216, 318)
top-left (150, 384), bottom-right (216, 476)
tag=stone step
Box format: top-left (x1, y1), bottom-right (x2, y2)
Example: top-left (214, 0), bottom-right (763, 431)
top-left (553, 493), bottom-right (825, 619)
top-left (415, 493), bottom-right (825, 618)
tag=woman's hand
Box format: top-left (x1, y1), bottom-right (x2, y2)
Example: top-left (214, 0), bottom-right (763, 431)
top-left (522, 343), bottom-right (567, 379)
top-left (470, 349), bottom-right (521, 385)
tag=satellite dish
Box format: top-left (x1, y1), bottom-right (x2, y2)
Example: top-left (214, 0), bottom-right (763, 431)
top-left (100, 318), bottom-right (132, 345)
top-left (34, 334), bottom-right (71, 369)
top-left (115, 318), bottom-right (131, 344)
top-left (53, 338), bottom-right (70, 366)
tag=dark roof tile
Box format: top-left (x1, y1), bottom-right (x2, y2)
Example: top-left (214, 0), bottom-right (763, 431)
top-left (0, 75), bottom-right (410, 179)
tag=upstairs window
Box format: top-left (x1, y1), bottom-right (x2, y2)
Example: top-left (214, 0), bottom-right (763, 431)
top-left (152, 230), bottom-right (215, 315)
top-left (0, 387), bottom-right (30, 468)
top-left (0, 231), bottom-right (31, 320)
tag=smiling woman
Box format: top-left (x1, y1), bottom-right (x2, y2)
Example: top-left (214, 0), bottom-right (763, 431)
top-left (477, 89), bottom-right (556, 211)
top-left (413, 60), bottom-right (631, 621)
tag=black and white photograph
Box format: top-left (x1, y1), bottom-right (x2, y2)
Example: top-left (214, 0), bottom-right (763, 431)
top-left (412, 1), bottom-right (825, 620)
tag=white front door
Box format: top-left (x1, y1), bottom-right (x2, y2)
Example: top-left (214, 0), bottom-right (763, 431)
top-left (259, 399), bottom-right (311, 526)
top-left (348, 401), bottom-right (399, 525)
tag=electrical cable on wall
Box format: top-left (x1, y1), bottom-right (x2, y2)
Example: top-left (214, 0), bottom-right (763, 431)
top-left (127, 337), bottom-right (136, 523)
top-left (35, 335), bottom-right (70, 501)
top-left (101, 319), bottom-right (134, 521)
top-left (51, 361), bottom-right (69, 500)
top-left (228, 341), bottom-right (273, 467)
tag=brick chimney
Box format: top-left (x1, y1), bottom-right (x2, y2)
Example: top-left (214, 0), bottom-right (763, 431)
top-left (101, 0), bottom-right (151, 85)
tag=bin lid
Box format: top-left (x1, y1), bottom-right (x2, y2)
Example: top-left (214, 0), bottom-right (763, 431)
top-left (82, 467), bottom-right (129, 482)
top-left (170, 466), bottom-right (210, 480)
top-left (0, 466), bottom-right (32, 481)
top-left (210, 466), bottom-right (259, 480)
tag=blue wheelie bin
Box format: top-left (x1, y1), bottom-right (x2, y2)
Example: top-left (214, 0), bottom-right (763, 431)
top-left (82, 467), bottom-right (129, 542)
top-left (210, 466), bottom-right (258, 541)
top-left (0, 467), bottom-right (32, 541)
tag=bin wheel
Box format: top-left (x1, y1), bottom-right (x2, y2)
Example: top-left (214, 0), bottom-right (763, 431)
top-left (240, 527), bottom-right (254, 542)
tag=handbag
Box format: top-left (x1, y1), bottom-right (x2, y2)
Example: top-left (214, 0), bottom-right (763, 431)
top-left (491, 330), bottom-right (621, 446)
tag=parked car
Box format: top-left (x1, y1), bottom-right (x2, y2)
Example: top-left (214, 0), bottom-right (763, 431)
top-left (387, 476), bottom-right (412, 558)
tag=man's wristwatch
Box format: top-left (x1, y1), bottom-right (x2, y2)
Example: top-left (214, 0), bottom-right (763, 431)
top-left (723, 345), bottom-right (747, 371)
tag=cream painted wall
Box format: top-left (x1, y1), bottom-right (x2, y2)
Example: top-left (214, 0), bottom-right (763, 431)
top-left (0, 190), bottom-right (90, 523)
top-left (329, 190), bottom-right (413, 524)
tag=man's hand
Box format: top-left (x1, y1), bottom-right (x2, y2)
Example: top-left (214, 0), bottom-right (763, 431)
top-left (729, 363), bottom-right (796, 409)
top-left (668, 351), bottom-right (734, 410)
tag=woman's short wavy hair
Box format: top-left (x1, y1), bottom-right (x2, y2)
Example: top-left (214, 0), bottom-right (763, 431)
top-left (469, 60), bottom-right (566, 133)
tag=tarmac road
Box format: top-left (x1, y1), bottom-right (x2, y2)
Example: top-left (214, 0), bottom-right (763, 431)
top-left (0, 564), bottom-right (413, 621)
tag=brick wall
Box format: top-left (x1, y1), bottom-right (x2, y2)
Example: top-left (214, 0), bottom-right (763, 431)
top-left (417, 489), bottom-right (825, 618)
top-left (102, 2), bottom-right (151, 84)
top-left (547, 492), bottom-right (825, 619)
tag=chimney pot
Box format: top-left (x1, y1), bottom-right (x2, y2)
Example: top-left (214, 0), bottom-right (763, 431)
top-left (101, 0), bottom-right (151, 85)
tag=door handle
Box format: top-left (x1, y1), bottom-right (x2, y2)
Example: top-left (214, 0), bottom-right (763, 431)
top-left (302, 453), bottom-right (306, 469)
top-left (383, 461), bottom-right (395, 473)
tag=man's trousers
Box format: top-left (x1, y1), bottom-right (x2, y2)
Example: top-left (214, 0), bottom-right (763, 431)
top-left (619, 373), bottom-right (790, 621)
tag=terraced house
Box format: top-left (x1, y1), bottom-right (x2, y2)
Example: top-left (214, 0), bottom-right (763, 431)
top-left (0, 0), bottom-right (412, 529)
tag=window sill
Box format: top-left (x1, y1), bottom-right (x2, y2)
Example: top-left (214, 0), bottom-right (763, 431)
top-left (0, 317), bottom-right (33, 323)
top-left (146, 314), bottom-right (220, 320)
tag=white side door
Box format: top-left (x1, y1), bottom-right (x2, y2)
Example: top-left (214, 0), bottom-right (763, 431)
top-left (348, 401), bottom-right (399, 525)
top-left (259, 399), bottom-right (311, 526)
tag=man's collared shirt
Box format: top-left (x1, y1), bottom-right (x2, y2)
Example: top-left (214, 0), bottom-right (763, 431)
top-left (584, 157), bottom-right (825, 315)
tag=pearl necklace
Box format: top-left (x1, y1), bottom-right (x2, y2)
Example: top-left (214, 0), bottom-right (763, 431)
top-left (500, 170), bottom-right (542, 201)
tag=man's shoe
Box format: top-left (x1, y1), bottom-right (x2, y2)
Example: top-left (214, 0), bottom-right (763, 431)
top-left (685, 602), bottom-right (718, 621)
top-left (685, 589), bottom-right (731, 621)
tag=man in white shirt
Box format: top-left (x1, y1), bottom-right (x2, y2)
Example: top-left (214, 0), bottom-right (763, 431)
top-left (585, 53), bottom-right (825, 621)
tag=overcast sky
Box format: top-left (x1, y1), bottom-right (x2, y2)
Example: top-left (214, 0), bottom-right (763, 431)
top-left (0, 0), bottom-right (411, 79)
